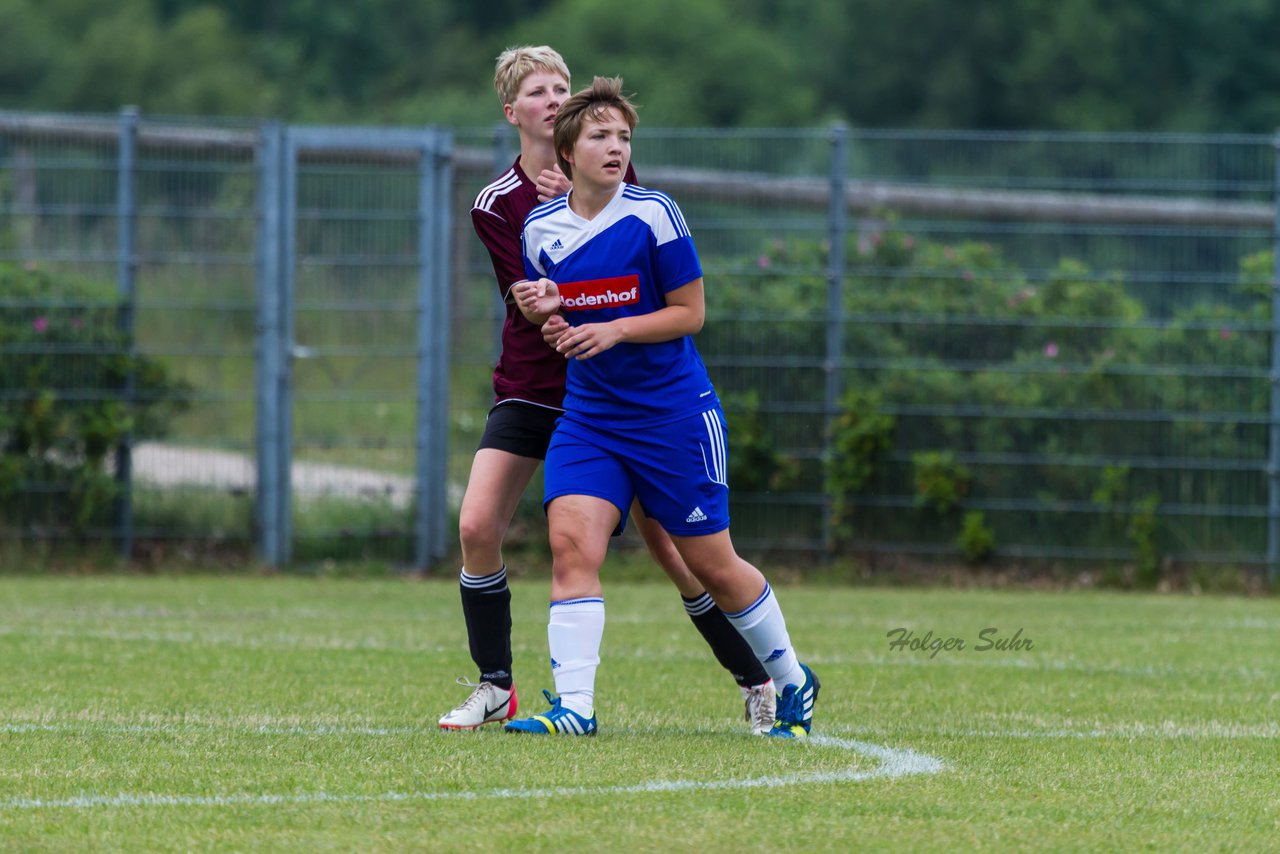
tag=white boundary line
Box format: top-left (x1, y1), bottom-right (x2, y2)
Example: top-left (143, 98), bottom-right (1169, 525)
top-left (0, 735), bottom-right (943, 811)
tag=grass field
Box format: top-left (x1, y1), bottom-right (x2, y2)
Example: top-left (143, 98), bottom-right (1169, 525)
top-left (0, 574), bottom-right (1275, 852)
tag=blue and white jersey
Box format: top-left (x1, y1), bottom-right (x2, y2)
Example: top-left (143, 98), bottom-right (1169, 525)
top-left (522, 183), bottom-right (718, 427)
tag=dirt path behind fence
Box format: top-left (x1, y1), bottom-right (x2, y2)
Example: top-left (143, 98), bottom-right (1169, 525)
top-left (130, 443), bottom-right (418, 509)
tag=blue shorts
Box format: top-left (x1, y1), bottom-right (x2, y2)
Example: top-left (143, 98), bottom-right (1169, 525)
top-left (544, 408), bottom-right (731, 537)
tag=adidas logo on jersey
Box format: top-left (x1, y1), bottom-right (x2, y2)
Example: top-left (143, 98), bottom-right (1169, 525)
top-left (548, 238), bottom-right (564, 251)
top-left (685, 506), bottom-right (708, 523)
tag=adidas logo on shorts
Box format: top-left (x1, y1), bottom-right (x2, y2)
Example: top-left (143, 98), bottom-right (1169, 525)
top-left (685, 506), bottom-right (708, 523)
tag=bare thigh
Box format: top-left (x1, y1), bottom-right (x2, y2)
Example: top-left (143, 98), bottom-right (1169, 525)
top-left (631, 501), bottom-right (705, 598)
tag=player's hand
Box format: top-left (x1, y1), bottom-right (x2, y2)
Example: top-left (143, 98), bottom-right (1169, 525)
top-left (535, 165), bottom-right (571, 203)
top-left (512, 278), bottom-right (561, 320)
top-left (554, 322), bottom-right (621, 361)
top-left (541, 314), bottom-right (571, 349)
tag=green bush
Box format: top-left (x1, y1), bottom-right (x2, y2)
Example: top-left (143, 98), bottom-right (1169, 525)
top-left (912, 450), bottom-right (970, 515)
top-left (957, 510), bottom-right (997, 564)
top-left (723, 389), bottom-right (800, 493)
top-left (826, 389), bottom-right (895, 535)
top-left (701, 218), bottom-right (1273, 566)
top-left (0, 264), bottom-right (191, 537)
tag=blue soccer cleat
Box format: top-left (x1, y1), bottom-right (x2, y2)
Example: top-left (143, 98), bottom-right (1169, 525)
top-left (503, 689), bottom-right (597, 736)
top-left (767, 663), bottom-right (819, 739)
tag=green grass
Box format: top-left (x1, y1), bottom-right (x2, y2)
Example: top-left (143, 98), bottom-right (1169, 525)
top-left (0, 576), bottom-right (1275, 852)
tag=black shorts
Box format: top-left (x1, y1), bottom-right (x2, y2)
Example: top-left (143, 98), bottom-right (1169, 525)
top-left (476, 401), bottom-right (563, 460)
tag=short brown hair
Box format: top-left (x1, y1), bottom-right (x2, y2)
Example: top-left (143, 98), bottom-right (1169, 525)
top-left (493, 45), bottom-right (571, 107)
top-left (553, 77), bottom-right (639, 180)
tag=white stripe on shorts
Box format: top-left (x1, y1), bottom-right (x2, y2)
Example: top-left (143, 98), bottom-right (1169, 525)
top-left (701, 411), bottom-right (728, 487)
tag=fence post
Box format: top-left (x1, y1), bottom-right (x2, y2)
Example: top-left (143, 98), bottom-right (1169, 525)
top-left (278, 131), bottom-right (301, 567)
top-left (115, 106), bottom-right (139, 561)
top-left (823, 123), bottom-right (848, 556)
top-left (438, 132), bottom-right (455, 564)
top-left (255, 120), bottom-right (285, 567)
top-left (415, 129), bottom-right (454, 569)
top-left (413, 135), bottom-right (433, 570)
top-left (1269, 131), bottom-right (1280, 586)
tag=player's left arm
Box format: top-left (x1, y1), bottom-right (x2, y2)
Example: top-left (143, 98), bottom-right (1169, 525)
top-left (553, 278), bottom-right (704, 361)
top-left (534, 164), bottom-right (571, 203)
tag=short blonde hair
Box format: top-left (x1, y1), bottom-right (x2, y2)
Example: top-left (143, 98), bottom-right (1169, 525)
top-left (554, 77), bottom-right (639, 180)
top-left (493, 45), bottom-right (571, 107)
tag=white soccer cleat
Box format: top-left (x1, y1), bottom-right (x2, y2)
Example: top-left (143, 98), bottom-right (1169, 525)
top-left (438, 677), bottom-right (518, 730)
top-left (743, 679), bottom-right (777, 735)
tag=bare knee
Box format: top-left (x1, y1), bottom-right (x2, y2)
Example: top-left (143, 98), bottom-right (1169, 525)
top-left (458, 504), bottom-right (505, 568)
top-left (548, 527), bottom-right (605, 598)
top-left (548, 526), bottom-right (603, 570)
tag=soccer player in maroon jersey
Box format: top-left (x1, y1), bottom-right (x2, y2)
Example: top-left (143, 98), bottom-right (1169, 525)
top-left (439, 46), bottom-right (776, 733)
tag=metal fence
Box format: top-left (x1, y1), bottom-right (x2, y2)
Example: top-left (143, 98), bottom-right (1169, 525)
top-left (2, 109), bottom-right (1276, 579)
top-left (0, 111), bottom-right (453, 568)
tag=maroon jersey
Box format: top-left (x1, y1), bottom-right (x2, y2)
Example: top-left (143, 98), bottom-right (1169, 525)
top-left (471, 156), bottom-right (637, 408)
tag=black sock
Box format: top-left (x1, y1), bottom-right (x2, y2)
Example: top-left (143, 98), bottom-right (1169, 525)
top-left (459, 565), bottom-right (513, 690)
top-left (682, 592), bottom-right (770, 688)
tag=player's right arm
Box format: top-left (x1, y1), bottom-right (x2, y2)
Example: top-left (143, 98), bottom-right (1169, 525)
top-left (512, 278), bottom-right (561, 325)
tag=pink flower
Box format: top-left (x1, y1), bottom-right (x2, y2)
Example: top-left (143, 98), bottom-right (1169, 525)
top-left (757, 254), bottom-right (771, 269)
top-left (1044, 342), bottom-right (1059, 358)
top-left (1219, 327), bottom-right (1233, 340)
top-left (32, 316), bottom-right (48, 333)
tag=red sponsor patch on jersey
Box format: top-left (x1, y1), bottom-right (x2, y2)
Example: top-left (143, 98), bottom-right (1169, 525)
top-left (558, 275), bottom-right (640, 312)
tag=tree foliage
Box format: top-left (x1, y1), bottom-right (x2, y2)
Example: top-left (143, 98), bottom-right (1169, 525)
top-left (2, 0), bottom-right (1280, 130)
top-left (0, 0), bottom-right (1276, 131)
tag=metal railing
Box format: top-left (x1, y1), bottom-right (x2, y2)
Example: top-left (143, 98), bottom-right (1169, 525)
top-left (1, 109), bottom-right (1275, 579)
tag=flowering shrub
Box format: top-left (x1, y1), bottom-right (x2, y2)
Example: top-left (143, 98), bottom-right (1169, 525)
top-left (705, 220), bottom-right (1274, 574)
top-left (0, 264), bottom-right (190, 536)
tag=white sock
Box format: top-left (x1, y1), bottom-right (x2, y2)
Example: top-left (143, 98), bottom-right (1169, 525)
top-left (548, 597), bottom-right (605, 718)
top-left (723, 583), bottom-right (805, 691)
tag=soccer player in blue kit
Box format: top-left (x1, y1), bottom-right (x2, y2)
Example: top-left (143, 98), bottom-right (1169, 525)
top-left (440, 46), bottom-right (776, 735)
top-left (505, 77), bottom-right (820, 738)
